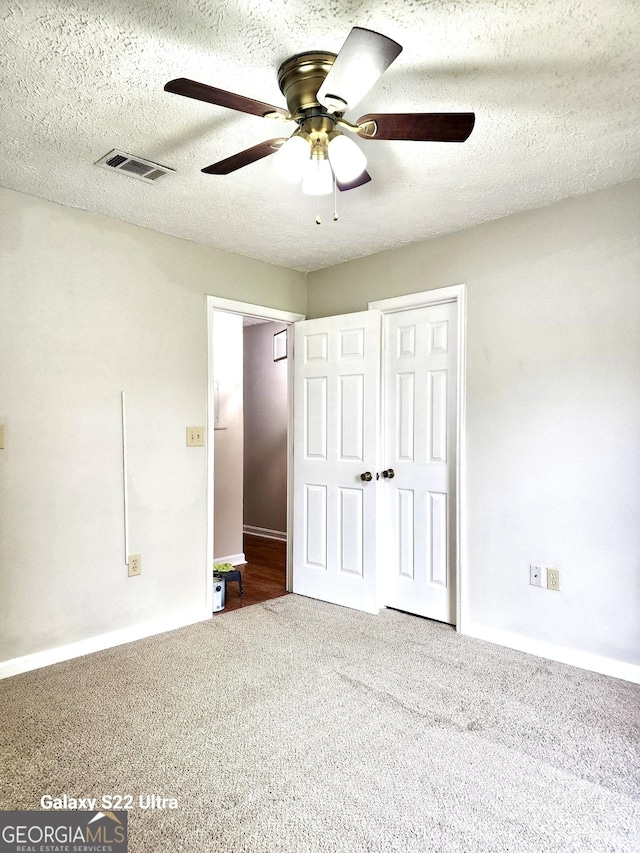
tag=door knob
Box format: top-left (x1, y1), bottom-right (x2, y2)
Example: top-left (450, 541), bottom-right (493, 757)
top-left (360, 471), bottom-right (373, 481)
top-left (381, 468), bottom-right (395, 479)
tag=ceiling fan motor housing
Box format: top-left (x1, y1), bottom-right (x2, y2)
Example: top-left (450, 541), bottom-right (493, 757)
top-left (278, 51), bottom-right (349, 154)
top-left (277, 51), bottom-right (337, 118)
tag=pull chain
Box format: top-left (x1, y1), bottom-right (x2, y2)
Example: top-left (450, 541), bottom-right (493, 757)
top-left (315, 158), bottom-right (322, 224)
top-left (310, 160), bottom-right (340, 224)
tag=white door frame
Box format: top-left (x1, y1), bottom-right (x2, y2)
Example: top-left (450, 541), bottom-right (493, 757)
top-left (206, 296), bottom-right (305, 614)
top-left (369, 285), bottom-right (467, 634)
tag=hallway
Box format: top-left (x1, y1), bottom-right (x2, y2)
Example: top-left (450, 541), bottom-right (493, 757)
top-left (216, 534), bottom-right (287, 613)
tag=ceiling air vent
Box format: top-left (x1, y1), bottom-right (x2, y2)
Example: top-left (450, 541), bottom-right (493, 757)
top-left (95, 150), bottom-right (175, 183)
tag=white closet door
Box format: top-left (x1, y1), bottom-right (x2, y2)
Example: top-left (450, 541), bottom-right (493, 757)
top-left (382, 301), bottom-right (457, 623)
top-left (292, 311), bottom-right (381, 613)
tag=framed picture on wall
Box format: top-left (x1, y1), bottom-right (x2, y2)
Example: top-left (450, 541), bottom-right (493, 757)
top-left (273, 329), bottom-right (287, 362)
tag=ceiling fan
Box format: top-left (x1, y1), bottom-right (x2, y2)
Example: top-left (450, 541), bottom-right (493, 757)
top-left (165, 27), bottom-right (475, 199)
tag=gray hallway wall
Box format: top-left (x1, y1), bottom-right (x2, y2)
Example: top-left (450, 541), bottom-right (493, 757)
top-left (243, 322), bottom-right (288, 536)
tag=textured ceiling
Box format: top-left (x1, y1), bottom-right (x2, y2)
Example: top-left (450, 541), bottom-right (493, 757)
top-left (1, 1), bottom-right (639, 272)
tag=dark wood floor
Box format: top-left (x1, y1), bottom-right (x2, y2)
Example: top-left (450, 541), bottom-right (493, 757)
top-left (214, 533), bottom-right (288, 614)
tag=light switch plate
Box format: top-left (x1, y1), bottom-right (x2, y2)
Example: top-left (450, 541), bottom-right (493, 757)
top-left (186, 426), bottom-right (204, 446)
top-left (0, 424), bottom-right (4, 449)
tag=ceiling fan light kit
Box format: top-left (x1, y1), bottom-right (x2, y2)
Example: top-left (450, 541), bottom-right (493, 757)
top-left (273, 128), bottom-right (368, 189)
top-left (164, 26), bottom-right (475, 221)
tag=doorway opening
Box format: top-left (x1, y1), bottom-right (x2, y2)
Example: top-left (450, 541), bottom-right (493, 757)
top-left (206, 296), bottom-right (305, 615)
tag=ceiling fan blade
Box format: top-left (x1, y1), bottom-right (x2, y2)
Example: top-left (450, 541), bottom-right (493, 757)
top-left (317, 27), bottom-right (402, 112)
top-left (165, 78), bottom-right (289, 119)
top-left (337, 170), bottom-right (372, 192)
top-left (356, 112), bottom-right (475, 142)
top-left (202, 139), bottom-right (287, 174)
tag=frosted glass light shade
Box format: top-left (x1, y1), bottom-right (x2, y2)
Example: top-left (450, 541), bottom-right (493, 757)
top-left (272, 135), bottom-right (310, 184)
top-left (302, 157), bottom-right (333, 195)
top-left (328, 134), bottom-right (367, 183)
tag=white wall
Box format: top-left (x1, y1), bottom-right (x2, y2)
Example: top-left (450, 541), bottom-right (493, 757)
top-left (308, 179), bottom-right (640, 673)
top-left (243, 322), bottom-right (288, 536)
top-left (3, 179), bottom-right (638, 679)
top-left (0, 187), bottom-right (305, 670)
top-left (212, 312), bottom-right (244, 562)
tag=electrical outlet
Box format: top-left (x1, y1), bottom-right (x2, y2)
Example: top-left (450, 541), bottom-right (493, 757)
top-left (186, 426), bottom-right (204, 446)
top-left (530, 564), bottom-right (545, 588)
top-left (547, 567), bottom-right (560, 591)
top-left (128, 554), bottom-right (141, 577)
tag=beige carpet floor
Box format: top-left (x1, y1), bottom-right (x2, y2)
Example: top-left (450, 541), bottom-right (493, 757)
top-left (1, 594), bottom-right (639, 852)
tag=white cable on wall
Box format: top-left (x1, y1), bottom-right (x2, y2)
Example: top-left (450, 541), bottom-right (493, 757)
top-left (121, 391), bottom-right (129, 563)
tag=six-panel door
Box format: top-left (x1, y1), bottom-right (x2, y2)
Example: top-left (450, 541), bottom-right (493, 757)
top-left (292, 311), bottom-right (381, 613)
top-left (381, 301), bottom-right (457, 623)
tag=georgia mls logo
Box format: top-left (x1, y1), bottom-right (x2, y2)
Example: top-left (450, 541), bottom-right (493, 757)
top-left (0, 810), bottom-right (128, 852)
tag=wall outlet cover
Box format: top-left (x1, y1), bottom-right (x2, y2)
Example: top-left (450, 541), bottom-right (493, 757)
top-left (547, 566), bottom-right (560, 591)
top-left (128, 554), bottom-right (142, 577)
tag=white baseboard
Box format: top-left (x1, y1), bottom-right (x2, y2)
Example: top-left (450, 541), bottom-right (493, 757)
top-left (463, 622), bottom-right (640, 684)
top-left (243, 525), bottom-right (287, 542)
top-left (213, 553), bottom-right (246, 566)
top-left (0, 607), bottom-right (211, 681)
